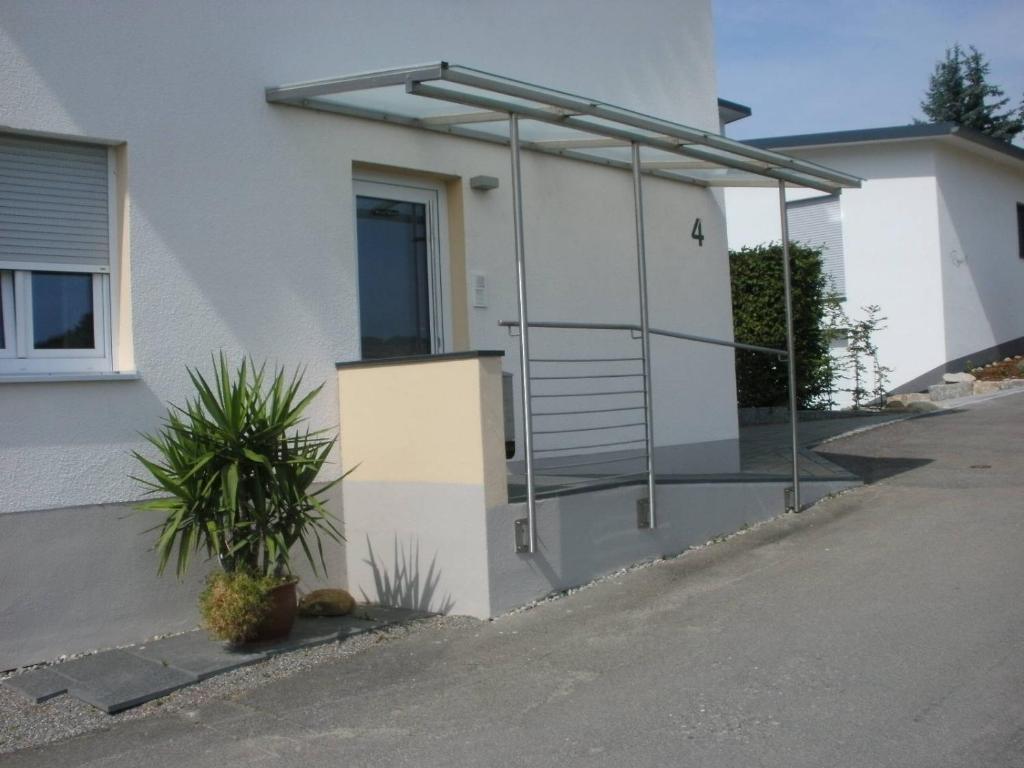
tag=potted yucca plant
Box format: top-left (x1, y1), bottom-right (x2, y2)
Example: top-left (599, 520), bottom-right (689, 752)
top-left (133, 354), bottom-right (346, 643)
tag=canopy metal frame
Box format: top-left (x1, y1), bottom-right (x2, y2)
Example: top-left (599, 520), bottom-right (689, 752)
top-left (266, 62), bottom-right (860, 553)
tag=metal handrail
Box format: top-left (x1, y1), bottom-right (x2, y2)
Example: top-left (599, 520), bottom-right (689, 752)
top-left (501, 313), bottom-right (802, 522)
top-left (499, 319), bottom-right (787, 357)
top-left (533, 452), bottom-right (647, 472)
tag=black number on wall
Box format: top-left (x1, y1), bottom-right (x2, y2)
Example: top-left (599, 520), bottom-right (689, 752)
top-left (691, 218), bottom-right (705, 247)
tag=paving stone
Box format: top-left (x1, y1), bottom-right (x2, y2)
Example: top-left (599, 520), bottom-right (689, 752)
top-left (7, 610), bottom-right (427, 715)
top-left (129, 632), bottom-right (267, 681)
top-left (2, 667), bottom-right (70, 703)
top-left (55, 649), bottom-right (196, 714)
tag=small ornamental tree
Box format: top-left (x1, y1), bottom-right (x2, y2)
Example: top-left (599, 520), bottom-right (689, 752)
top-left (134, 354), bottom-right (345, 580)
top-left (729, 242), bottom-right (832, 409)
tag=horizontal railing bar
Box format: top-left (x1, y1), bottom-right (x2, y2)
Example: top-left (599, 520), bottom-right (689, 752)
top-left (534, 438), bottom-right (647, 454)
top-left (530, 357), bottom-right (645, 363)
top-left (500, 319), bottom-right (787, 356)
top-left (501, 319), bottom-right (640, 333)
top-left (649, 327), bottom-right (787, 356)
top-left (534, 421), bottom-right (646, 435)
top-left (535, 472), bottom-right (645, 488)
top-left (531, 389), bottom-right (645, 398)
top-left (532, 373), bottom-right (643, 380)
top-left (533, 405), bottom-right (646, 416)
top-left (533, 453), bottom-right (646, 471)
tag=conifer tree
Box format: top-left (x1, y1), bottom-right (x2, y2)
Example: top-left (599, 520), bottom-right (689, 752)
top-left (920, 44), bottom-right (1023, 142)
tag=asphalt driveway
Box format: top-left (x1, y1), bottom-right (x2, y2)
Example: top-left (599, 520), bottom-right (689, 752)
top-left (6, 392), bottom-right (1024, 767)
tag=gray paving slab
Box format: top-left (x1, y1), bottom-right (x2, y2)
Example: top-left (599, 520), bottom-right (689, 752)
top-left (2, 667), bottom-right (69, 703)
top-left (54, 650), bottom-right (196, 714)
top-left (5, 609), bottom-right (426, 717)
top-left (129, 631), bottom-right (266, 680)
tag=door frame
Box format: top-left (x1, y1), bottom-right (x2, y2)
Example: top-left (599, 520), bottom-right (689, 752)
top-left (353, 173), bottom-right (452, 357)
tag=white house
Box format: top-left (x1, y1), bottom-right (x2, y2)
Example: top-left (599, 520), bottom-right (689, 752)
top-left (0, 1), bottom-right (857, 669)
top-left (726, 124), bottom-right (1024, 396)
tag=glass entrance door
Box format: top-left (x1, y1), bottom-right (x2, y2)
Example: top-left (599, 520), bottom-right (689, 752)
top-left (354, 179), bottom-right (448, 359)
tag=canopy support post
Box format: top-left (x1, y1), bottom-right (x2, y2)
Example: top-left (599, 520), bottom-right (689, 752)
top-left (631, 143), bottom-right (657, 528)
top-left (510, 114), bottom-right (537, 552)
top-left (778, 180), bottom-right (801, 512)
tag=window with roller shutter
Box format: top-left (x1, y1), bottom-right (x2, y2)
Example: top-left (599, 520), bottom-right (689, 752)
top-left (786, 194), bottom-right (846, 298)
top-left (0, 133), bottom-right (117, 374)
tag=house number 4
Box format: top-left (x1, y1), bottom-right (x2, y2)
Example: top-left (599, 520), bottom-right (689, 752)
top-left (691, 218), bottom-right (705, 246)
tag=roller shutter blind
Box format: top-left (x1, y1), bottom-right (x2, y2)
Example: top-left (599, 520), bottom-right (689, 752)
top-left (0, 134), bottom-right (110, 273)
top-left (787, 194), bottom-right (845, 297)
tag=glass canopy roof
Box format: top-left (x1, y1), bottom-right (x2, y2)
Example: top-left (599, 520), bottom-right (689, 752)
top-left (266, 62), bottom-right (861, 194)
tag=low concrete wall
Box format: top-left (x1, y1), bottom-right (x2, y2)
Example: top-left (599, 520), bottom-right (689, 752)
top-left (0, 502), bottom-right (209, 670)
top-left (485, 479), bottom-right (856, 615)
top-left (342, 481), bottom-right (492, 617)
top-left (338, 351), bottom-right (509, 619)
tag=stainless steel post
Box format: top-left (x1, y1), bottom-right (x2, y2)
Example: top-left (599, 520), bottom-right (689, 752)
top-left (631, 143), bottom-right (657, 527)
top-left (510, 114), bottom-right (537, 551)
top-left (778, 181), bottom-right (801, 511)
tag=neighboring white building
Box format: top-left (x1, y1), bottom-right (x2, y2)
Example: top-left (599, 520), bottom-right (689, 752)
top-left (0, 2), bottom-right (857, 669)
top-left (726, 124), bottom-right (1024, 396)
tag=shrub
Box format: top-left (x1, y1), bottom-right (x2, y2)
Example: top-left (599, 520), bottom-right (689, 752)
top-left (729, 242), bottom-right (833, 409)
top-left (199, 570), bottom-right (277, 644)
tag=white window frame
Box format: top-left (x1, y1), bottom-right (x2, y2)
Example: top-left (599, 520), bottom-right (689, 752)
top-left (353, 174), bottom-right (452, 356)
top-left (0, 271), bottom-right (14, 358)
top-left (0, 144), bottom-right (118, 376)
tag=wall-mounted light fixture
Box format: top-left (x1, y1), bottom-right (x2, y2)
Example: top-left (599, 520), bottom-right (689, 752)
top-left (469, 175), bottom-right (499, 191)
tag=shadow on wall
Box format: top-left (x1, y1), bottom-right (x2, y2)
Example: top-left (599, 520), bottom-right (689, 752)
top-left (361, 536), bottom-right (454, 614)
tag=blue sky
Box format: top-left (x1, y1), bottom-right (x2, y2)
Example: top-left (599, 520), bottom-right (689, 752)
top-left (714, 0), bottom-right (1024, 140)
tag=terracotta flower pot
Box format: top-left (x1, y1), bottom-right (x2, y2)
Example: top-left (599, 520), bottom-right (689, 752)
top-left (254, 580), bottom-right (298, 642)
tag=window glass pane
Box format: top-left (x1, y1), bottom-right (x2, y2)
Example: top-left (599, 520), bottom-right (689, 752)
top-left (0, 283), bottom-right (5, 350)
top-left (32, 271), bottom-right (95, 349)
top-left (356, 196), bottom-right (431, 359)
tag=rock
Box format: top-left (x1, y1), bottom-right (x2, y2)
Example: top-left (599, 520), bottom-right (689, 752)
top-left (906, 400), bottom-right (939, 412)
top-left (298, 588), bottom-right (355, 617)
top-left (1005, 357), bottom-right (1013, 362)
top-left (974, 381), bottom-right (1003, 395)
top-left (943, 372), bottom-right (975, 384)
top-left (884, 400), bottom-right (906, 409)
top-left (928, 382), bottom-right (973, 400)
top-left (888, 392), bottom-right (930, 404)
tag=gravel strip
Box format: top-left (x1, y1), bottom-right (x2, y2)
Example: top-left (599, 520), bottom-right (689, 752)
top-left (0, 614), bottom-right (481, 756)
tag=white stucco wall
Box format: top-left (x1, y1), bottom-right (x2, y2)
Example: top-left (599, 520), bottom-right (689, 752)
top-left (726, 142), bottom-right (948, 394)
top-left (0, 0), bottom-right (727, 517)
top-left (934, 143), bottom-right (1024, 363)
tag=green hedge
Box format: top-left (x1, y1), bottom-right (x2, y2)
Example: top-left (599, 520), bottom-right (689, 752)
top-left (729, 243), bottom-right (832, 409)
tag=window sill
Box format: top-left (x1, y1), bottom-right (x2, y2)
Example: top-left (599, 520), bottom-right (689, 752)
top-left (0, 370), bottom-right (140, 384)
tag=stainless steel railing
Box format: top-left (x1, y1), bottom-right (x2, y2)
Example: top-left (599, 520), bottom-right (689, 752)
top-left (501, 319), bottom-right (795, 544)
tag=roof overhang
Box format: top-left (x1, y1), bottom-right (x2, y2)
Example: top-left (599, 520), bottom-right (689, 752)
top-left (717, 98), bottom-right (752, 126)
top-left (266, 62), bottom-right (861, 195)
top-left (747, 123), bottom-right (1024, 170)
